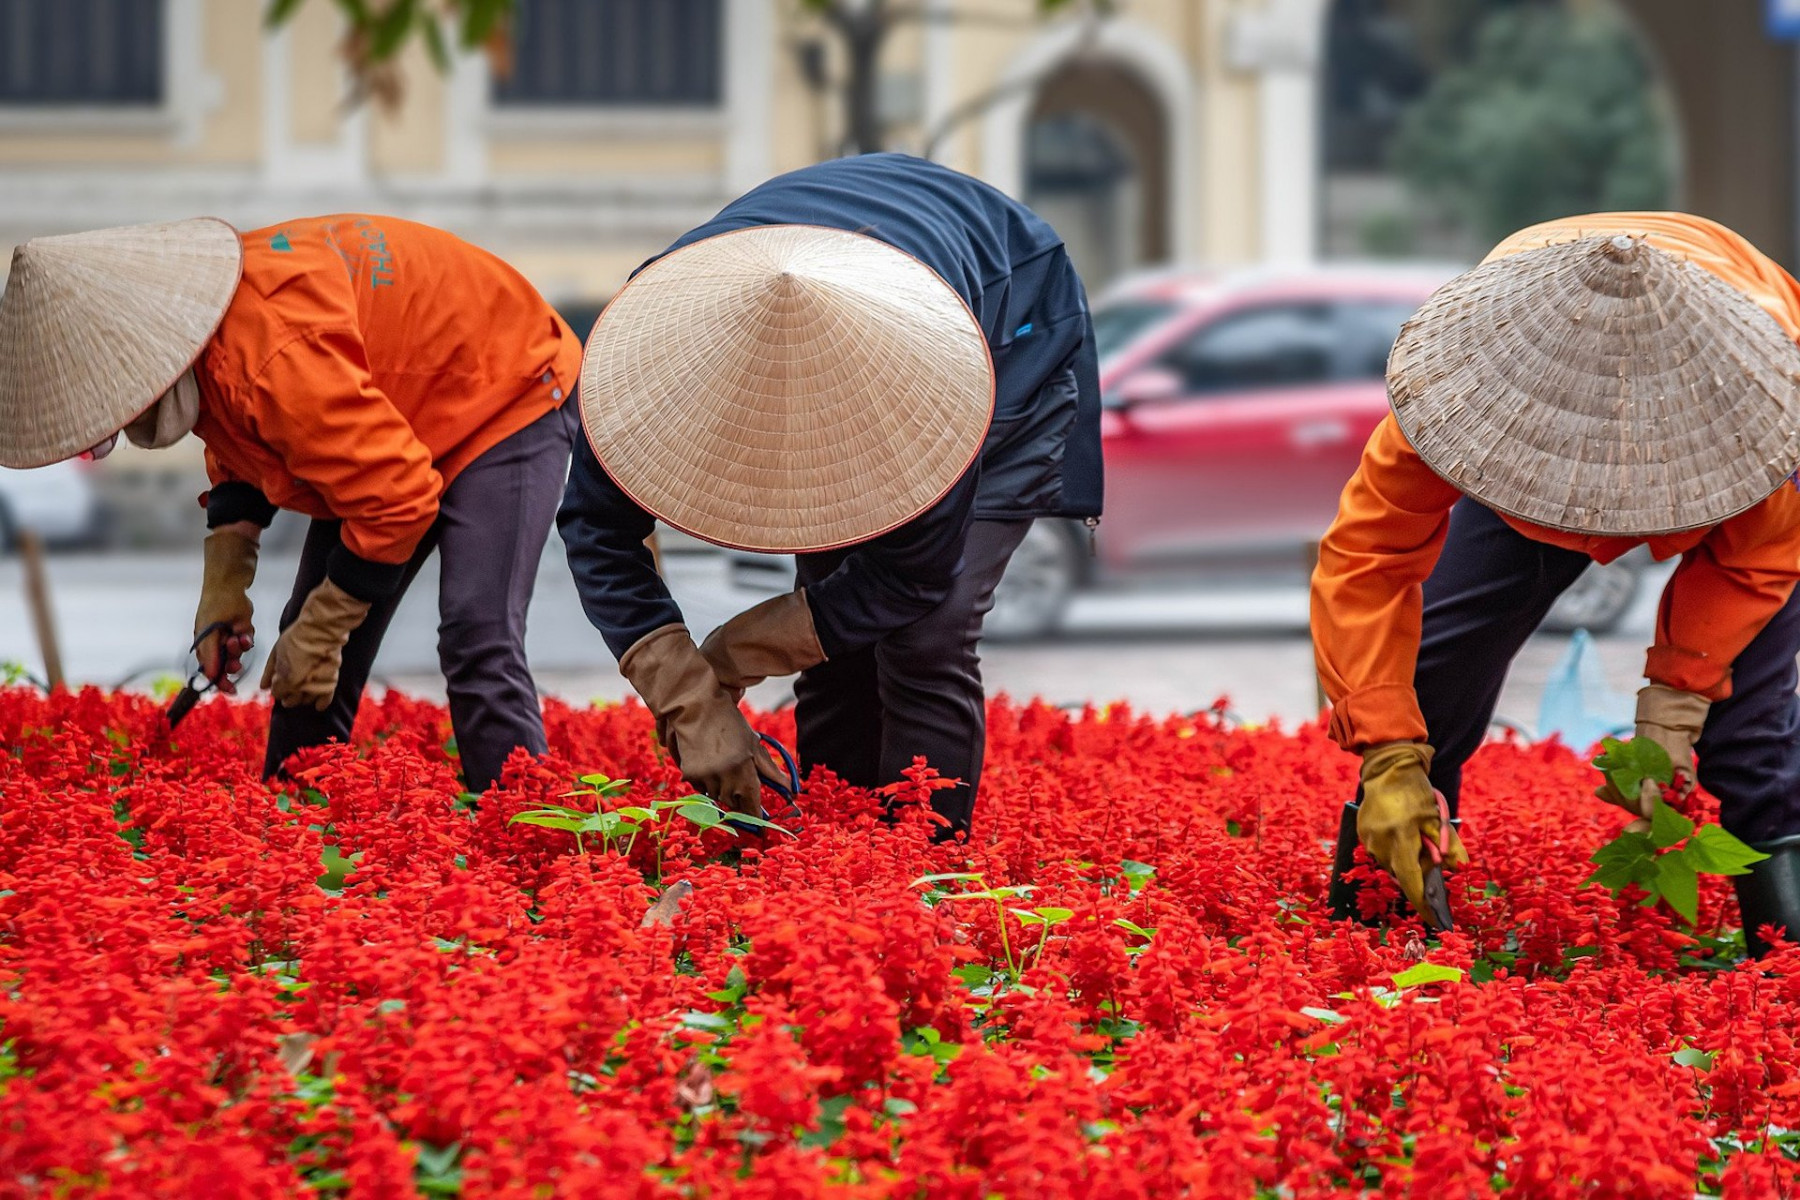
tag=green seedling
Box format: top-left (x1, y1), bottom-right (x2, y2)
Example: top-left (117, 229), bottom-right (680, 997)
top-left (1584, 737), bottom-right (1767, 924)
top-left (510, 772), bottom-right (793, 879)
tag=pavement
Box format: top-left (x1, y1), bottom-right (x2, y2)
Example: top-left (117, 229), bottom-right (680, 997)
top-left (0, 537), bottom-right (1672, 735)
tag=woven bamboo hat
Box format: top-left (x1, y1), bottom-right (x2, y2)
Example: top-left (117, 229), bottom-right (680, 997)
top-left (1389, 234), bottom-right (1800, 536)
top-left (0, 218), bottom-right (243, 469)
top-left (579, 224), bottom-right (995, 553)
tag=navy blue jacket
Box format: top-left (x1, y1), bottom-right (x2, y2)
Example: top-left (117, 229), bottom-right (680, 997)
top-left (560, 154), bottom-right (1103, 659)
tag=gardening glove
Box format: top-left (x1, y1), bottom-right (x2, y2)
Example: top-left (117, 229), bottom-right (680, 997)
top-left (622, 623), bottom-right (780, 817)
top-left (259, 579), bottom-right (370, 711)
top-left (1596, 684), bottom-right (1710, 831)
top-left (193, 529), bottom-right (258, 690)
top-left (700, 590), bottom-right (827, 693)
top-left (1359, 741), bottom-right (1467, 925)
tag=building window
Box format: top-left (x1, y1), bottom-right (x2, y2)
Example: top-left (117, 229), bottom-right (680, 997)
top-left (0, 0), bottom-right (163, 106)
top-left (494, 0), bottom-right (722, 108)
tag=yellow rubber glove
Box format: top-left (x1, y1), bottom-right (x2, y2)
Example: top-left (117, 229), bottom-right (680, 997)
top-left (622, 623), bottom-right (779, 816)
top-left (1595, 685), bottom-right (1710, 832)
top-left (1359, 741), bottom-right (1468, 925)
top-left (700, 590), bottom-right (826, 692)
top-left (260, 579), bottom-right (371, 711)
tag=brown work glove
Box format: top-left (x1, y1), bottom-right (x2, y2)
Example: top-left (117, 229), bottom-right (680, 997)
top-left (1358, 741), bottom-right (1467, 925)
top-left (260, 579), bottom-right (371, 711)
top-left (622, 623), bottom-right (779, 816)
top-left (1595, 684), bottom-right (1710, 831)
top-left (699, 590), bottom-right (827, 693)
top-left (193, 529), bottom-right (258, 691)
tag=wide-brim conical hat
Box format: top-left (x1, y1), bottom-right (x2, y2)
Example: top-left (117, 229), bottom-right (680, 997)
top-left (580, 224), bottom-right (995, 554)
top-left (1389, 234), bottom-right (1800, 536)
top-left (0, 218), bottom-right (243, 469)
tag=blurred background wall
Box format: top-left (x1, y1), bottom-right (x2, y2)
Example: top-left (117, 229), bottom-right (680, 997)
top-left (0, 0), bottom-right (1795, 543)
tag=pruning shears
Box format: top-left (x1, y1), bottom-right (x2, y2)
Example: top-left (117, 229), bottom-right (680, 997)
top-left (1420, 787), bottom-right (1455, 932)
top-left (166, 621), bottom-right (242, 730)
top-left (725, 732), bottom-right (803, 833)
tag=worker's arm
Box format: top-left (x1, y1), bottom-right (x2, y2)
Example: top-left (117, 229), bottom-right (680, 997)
top-left (1310, 417), bottom-right (1463, 750)
top-left (1647, 487), bottom-right (1800, 699)
top-left (559, 434), bottom-right (686, 659)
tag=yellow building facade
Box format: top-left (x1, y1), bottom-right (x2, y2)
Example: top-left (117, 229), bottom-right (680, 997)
top-left (0, 0), bottom-right (1336, 309)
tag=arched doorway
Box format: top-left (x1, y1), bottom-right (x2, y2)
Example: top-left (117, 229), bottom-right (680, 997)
top-left (1319, 0), bottom-right (1680, 260)
top-left (1022, 59), bottom-right (1170, 287)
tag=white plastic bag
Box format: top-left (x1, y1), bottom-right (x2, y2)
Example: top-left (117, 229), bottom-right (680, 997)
top-left (1535, 629), bottom-right (1634, 751)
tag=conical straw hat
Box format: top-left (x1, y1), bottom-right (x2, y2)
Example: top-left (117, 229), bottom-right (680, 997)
top-left (580, 224), bottom-right (995, 553)
top-left (1389, 234), bottom-right (1800, 536)
top-left (0, 218), bottom-right (243, 468)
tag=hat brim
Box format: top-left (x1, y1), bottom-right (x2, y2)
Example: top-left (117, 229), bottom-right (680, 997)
top-left (0, 217), bottom-right (243, 469)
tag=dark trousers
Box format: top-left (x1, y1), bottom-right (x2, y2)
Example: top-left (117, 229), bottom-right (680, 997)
top-left (263, 401), bottom-right (579, 792)
top-left (1416, 499), bottom-right (1800, 843)
top-left (792, 518), bottom-right (1033, 836)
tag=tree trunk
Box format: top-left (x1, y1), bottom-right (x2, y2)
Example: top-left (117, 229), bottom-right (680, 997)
top-left (839, 8), bottom-right (888, 154)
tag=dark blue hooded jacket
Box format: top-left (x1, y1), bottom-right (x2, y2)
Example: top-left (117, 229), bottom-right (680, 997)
top-left (559, 153), bottom-right (1102, 659)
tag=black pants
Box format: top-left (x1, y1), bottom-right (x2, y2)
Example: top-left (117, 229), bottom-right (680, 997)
top-left (792, 518), bottom-right (1033, 837)
top-left (1417, 499), bottom-right (1800, 843)
top-left (263, 401), bottom-right (578, 792)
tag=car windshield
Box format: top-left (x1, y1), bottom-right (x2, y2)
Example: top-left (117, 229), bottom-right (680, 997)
top-left (1092, 300), bottom-right (1177, 360)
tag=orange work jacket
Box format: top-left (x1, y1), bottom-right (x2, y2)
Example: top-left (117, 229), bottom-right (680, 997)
top-left (1312, 212), bottom-right (1800, 751)
top-left (193, 216), bottom-right (582, 565)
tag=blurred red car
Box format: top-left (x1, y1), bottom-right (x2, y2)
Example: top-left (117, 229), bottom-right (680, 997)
top-left (730, 263), bottom-right (1647, 638)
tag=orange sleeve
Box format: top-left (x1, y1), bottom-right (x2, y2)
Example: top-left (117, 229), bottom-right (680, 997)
top-left (1646, 488), bottom-right (1800, 699)
top-left (1310, 416), bottom-right (1463, 750)
top-left (250, 327), bottom-right (443, 564)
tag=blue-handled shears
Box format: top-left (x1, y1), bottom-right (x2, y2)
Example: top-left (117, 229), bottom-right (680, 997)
top-left (726, 732), bottom-right (803, 833)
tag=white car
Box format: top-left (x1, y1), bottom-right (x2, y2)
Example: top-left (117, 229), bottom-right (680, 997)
top-left (0, 460), bottom-right (104, 548)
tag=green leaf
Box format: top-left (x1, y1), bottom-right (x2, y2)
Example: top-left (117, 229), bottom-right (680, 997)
top-left (368, 0), bottom-right (419, 60)
top-left (912, 872), bottom-right (985, 887)
top-left (724, 811), bottom-right (798, 837)
top-left (509, 814), bottom-right (587, 834)
top-left (317, 844), bottom-right (361, 891)
top-left (264, 0), bottom-right (307, 27)
top-left (460, 0), bottom-right (511, 48)
top-left (420, 15), bottom-right (451, 71)
top-left (1112, 918), bottom-right (1155, 939)
top-left (1592, 735), bottom-right (1674, 803)
top-left (799, 1094), bottom-right (853, 1149)
top-left (676, 802), bottom-right (725, 829)
top-left (1583, 860), bottom-right (1639, 892)
top-left (1673, 1046), bottom-right (1716, 1070)
top-left (1682, 824), bottom-right (1771, 876)
top-left (613, 806), bottom-right (657, 823)
top-left (1391, 963), bottom-right (1465, 988)
top-left (1032, 906), bottom-right (1075, 924)
top-left (1657, 856), bottom-right (1700, 924)
top-left (1590, 829), bottom-right (1657, 867)
top-left (1300, 1006), bottom-right (1347, 1024)
top-left (1648, 798), bottom-right (1696, 850)
top-left (516, 805), bottom-right (590, 821)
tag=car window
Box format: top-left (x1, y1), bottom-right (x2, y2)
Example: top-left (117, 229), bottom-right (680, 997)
top-left (1155, 303), bottom-right (1338, 394)
top-left (1335, 300), bottom-right (1425, 381)
top-left (1092, 300), bottom-right (1177, 360)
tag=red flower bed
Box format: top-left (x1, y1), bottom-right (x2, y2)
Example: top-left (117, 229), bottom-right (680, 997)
top-left (2, 685), bottom-right (1799, 1197)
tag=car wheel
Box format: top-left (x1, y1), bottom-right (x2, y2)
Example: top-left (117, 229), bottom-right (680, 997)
top-left (983, 520), bottom-right (1080, 642)
top-left (1541, 561), bottom-right (1641, 635)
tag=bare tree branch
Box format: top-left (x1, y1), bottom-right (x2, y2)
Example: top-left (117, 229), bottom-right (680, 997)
top-left (919, 11), bottom-right (1109, 160)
